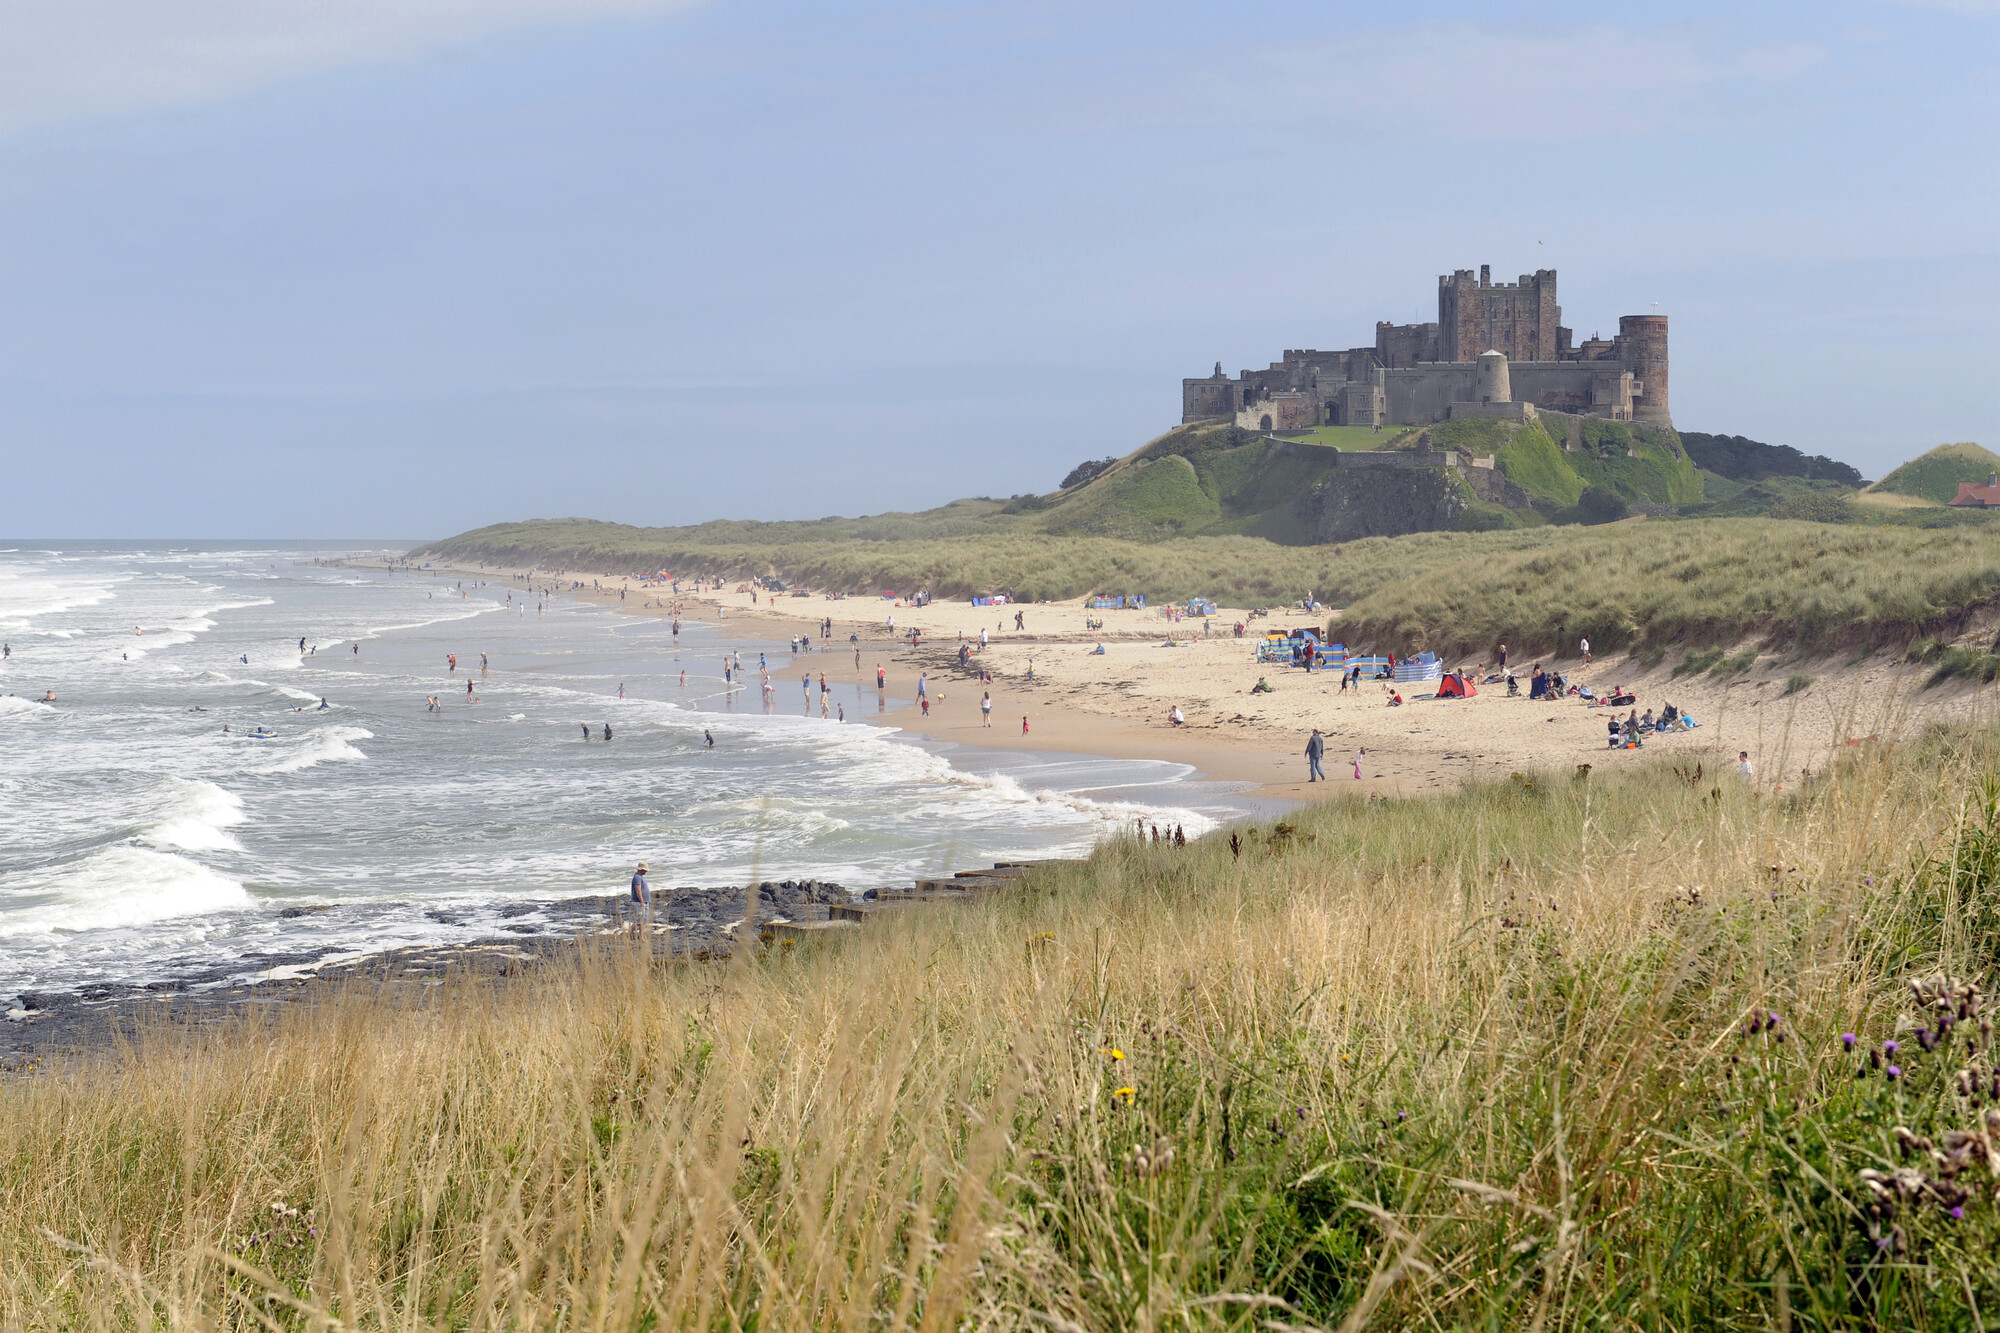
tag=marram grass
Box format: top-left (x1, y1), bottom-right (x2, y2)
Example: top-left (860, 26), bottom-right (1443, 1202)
top-left (12, 715), bottom-right (2000, 1327)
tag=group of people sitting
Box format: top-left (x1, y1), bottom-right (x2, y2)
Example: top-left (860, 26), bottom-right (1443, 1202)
top-left (1606, 703), bottom-right (1695, 747)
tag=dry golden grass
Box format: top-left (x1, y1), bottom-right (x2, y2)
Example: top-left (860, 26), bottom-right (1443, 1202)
top-left (9, 704), bottom-right (2000, 1327)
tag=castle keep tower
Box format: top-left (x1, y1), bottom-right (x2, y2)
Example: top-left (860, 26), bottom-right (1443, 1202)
top-left (1617, 315), bottom-right (1670, 424)
top-left (1439, 267), bottom-right (1560, 362)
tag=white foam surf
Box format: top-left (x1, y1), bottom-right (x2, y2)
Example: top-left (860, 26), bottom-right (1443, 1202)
top-left (0, 845), bottom-right (251, 938)
top-left (140, 780), bottom-right (247, 854)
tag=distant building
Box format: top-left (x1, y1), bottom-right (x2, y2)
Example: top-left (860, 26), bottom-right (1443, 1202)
top-left (1183, 265), bottom-right (1670, 431)
top-left (1949, 473), bottom-right (2000, 507)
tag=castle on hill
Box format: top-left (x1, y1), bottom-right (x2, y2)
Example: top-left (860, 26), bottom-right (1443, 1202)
top-left (1182, 264), bottom-right (1670, 432)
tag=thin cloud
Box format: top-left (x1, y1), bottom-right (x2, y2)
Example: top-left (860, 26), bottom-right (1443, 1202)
top-left (1196, 23), bottom-right (1827, 141)
top-left (0, 0), bottom-right (701, 137)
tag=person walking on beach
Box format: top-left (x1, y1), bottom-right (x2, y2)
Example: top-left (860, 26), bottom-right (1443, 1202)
top-left (1580, 636), bottom-right (1591, 665)
top-left (1021, 715), bottom-right (1029, 735)
top-left (1014, 610), bottom-right (1025, 631)
top-left (1738, 751), bottom-right (1754, 781)
top-left (1306, 728), bottom-right (1325, 782)
top-left (1498, 643), bottom-right (1508, 670)
top-left (981, 691), bottom-right (992, 726)
top-left (917, 672), bottom-right (927, 700)
top-left (877, 664), bottom-right (885, 690)
top-left (1352, 747), bottom-right (1366, 780)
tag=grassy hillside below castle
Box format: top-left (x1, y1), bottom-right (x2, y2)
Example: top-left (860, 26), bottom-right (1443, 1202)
top-left (421, 431), bottom-right (2000, 659)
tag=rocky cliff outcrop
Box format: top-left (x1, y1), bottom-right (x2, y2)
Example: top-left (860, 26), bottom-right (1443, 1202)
top-left (1302, 468), bottom-right (1466, 543)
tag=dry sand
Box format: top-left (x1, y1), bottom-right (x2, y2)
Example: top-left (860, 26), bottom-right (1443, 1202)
top-left (420, 561), bottom-right (1992, 801)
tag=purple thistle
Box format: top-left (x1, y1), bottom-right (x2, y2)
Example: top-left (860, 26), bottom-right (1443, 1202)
top-left (1885, 1040), bottom-right (1900, 1054)
top-left (1951, 1206), bottom-right (1966, 1220)
top-left (1888, 1065), bottom-right (1903, 1079)
top-left (1842, 1033), bottom-right (1857, 1049)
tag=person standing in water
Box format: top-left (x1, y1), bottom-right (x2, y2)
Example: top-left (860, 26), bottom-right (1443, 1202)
top-left (581, 723), bottom-right (591, 741)
top-left (704, 729), bottom-right (714, 748)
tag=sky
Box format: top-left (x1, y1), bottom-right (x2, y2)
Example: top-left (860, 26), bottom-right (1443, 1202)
top-left (0, 0), bottom-right (1995, 539)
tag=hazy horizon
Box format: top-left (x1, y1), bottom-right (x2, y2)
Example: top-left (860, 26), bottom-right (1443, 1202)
top-left (1, 0), bottom-right (1995, 539)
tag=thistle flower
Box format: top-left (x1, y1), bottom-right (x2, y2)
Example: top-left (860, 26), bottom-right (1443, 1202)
top-left (1885, 1040), bottom-right (1900, 1054)
top-left (1842, 1033), bottom-right (1857, 1050)
top-left (1952, 1206), bottom-right (1966, 1220)
top-left (1889, 1065), bottom-right (1903, 1079)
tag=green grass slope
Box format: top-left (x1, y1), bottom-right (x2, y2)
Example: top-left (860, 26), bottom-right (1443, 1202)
top-left (1336, 519), bottom-right (2000, 659)
top-left (1871, 441), bottom-right (2000, 504)
top-left (1035, 453), bottom-right (1221, 539)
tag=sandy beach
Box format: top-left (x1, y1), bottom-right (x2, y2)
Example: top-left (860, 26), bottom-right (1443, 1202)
top-left (405, 558), bottom-right (1991, 800)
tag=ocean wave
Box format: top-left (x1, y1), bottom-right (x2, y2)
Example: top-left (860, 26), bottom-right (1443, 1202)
top-left (0, 845), bottom-right (251, 938)
top-left (0, 695), bottom-right (56, 717)
top-left (356, 602), bottom-right (502, 641)
top-left (139, 779), bottom-right (247, 854)
top-left (263, 724), bottom-right (373, 774)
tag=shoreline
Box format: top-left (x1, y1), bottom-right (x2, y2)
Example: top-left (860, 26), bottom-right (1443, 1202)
top-left (400, 556), bottom-right (1989, 799)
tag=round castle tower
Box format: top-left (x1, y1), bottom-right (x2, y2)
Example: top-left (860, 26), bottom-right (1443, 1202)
top-left (1475, 349), bottom-right (1511, 404)
top-left (1618, 315), bottom-right (1670, 425)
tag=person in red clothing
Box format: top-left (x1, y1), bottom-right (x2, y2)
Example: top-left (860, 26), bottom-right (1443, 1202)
top-left (1021, 715), bottom-right (1030, 735)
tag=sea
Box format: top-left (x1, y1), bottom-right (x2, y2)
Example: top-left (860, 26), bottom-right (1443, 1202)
top-left (0, 544), bottom-right (1255, 1014)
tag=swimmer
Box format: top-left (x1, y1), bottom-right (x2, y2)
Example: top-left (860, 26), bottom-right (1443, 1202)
top-left (40, 690), bottom-right (56, 702)
top-left (704, 729), bottom-right (714, 748)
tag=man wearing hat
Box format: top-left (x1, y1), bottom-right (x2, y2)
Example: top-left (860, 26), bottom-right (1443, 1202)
top-left (629, 862), bottom-right (653, 940)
